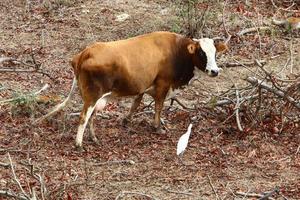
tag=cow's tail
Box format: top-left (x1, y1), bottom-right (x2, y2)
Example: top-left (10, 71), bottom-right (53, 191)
top-left (34, 76), bottom-right (77, 124)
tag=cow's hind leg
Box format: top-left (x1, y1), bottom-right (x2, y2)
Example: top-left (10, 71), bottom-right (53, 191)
top-left (88, 96), bottom-right (108, 144)
top-left (122, 94), bottom-right (144, 125)
top-left (88, 112), bottom-right (98, 144)
top-left (76, 91), bottom-right (111, 149)
top-left (76, 100), bottom-right (97, 150)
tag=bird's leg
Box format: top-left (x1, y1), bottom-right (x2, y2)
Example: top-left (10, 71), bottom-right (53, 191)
top-left (178, 154), bottom-right (190, 166)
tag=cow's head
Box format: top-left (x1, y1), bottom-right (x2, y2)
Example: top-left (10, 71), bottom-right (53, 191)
top-left (187, 38), bottom-right (226, 77)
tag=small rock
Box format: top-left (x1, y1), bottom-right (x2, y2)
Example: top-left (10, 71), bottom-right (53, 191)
top-left (82, 9), bottom-right (89, 14)
top-left (191, 116), bottom-right (198, 121)
top-left (115, 13), bottom-right (130, 22)
top-left (160, 8), bottom-right (169, 15)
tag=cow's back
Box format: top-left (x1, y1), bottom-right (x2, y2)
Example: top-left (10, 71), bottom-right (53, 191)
top-left (73, 32), bottom-right (180, 96)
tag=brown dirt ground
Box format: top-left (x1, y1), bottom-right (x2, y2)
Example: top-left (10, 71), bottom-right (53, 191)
top-left (0, 0), bottom-right (300, 199)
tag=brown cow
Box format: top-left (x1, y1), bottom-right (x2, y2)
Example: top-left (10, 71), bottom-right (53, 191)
top-left (36, 31), bottom-right (225, 149)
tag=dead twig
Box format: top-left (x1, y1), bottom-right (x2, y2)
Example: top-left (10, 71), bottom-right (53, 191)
top-left (0, 161), bottom-right (10, 168)
top-left (276, 57), bottom-right (291, 76)
top-left (0, 190), bottom-right (28, 200)
top-left (235, 187), bottom-right (279, 200)
top-left (0, 67), bottom-right (53, 80)
top-left (170, 97), bottom-right (195, 110)
top-left (0, 84), bottom-right (49, 105)
top-left (197, 5), bottom-right (209, 37)
top-left (0, 57), bottom-right (14, 64)
top-left (0, 57), bottom-right (35, 68)
top-left (224, 60), bottom-right (266, 68)
top-left (211, 94), bottom-right (259, 107)
top-left (289, 40), bottom-right (294, 74)
top-left (92, 159), bottom-right (135, 166)
top-left (0, 56), bottom-right (54, 80)
top-left (270, 0), bottom-right (278, 9)
top-left (23, 159), bottom-right (47, 200)
top-left (235, 191), bottom-right (275, 200)
top-left (237, 26), bottom-right (272, 36)
top-left (296, 145), bottom-right (300, 155)
top-left (207, 175), bottom-right (220, 200)
top-left (246, 77), bottom-right (300, 110)
top-left (259, 187), bottom-right (279, 200)
top-left (164, 188), bottom-right (194, 196)
top-left (234, 84), bottom-right (243, 131)
top-left (222, 0), bottom-right (231, 44)
top-left (256, 61), bottom-right (284, 93)
top-left (115, 191), bottom-right (158, 200)
top-left (7, 153), bottom-right (30, 200)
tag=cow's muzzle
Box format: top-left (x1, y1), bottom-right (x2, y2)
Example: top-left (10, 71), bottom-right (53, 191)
top-left (206, 69), bottom-right (220, 77)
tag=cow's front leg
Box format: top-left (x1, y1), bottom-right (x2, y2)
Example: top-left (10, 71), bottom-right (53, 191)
top-left (122, 94), bottom-right (144, 125)
top-left (153, 86), bottom-right (169, 131)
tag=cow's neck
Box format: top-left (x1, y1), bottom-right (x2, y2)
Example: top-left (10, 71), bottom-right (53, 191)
top-left (172, 39), bottom-right (195, 88)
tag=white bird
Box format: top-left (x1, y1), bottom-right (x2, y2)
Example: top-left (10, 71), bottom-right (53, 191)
top-left (176, 123), bottom-right (193, 156)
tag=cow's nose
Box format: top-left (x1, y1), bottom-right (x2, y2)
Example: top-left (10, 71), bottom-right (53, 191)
top-left (210, 69), bottom-right (219, 77)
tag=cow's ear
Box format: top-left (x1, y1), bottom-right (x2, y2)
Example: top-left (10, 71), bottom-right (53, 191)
top-left (187, 43), bottom-right (197, 54)
top-left (214, 41), bottom-right (228, 53)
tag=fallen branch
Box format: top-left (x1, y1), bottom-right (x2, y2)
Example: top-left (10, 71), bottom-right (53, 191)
top-left (270, 0), bottom-right (278, 8)
top-left (235, 191), bottom-right (276, 200)
top-left (92, 159), bottom-right (135, 166)
top-left (246, 77), bottom-right (300, 110)
top-left (210, 94), bottom-right (259, 107)
top-left (7, 153), bottom-right (30, 200)
top-left (23, 160), bottom-right (47, 200)
top-left (0, 56), bottom-right (54, 80)
top-left (164, 188), bottom-right (194, 196)
top-left (207, 175), bottom-right (220, 200)
top-left (170, 97), bottom-right (195, 110)
top-left (222, 0), bottom-right (232, 44)
top-left (224, 60), bottom-right (266, 68)
top-left (0, 84), bottom-right (49, 105)
top-left (0, 57), bottom-right (14, 64)
top-left (197, 4), bottom-right (209, 37)
top-left (234, 84), bottom-right (243, 131)
top-left (259, 187), bottom-right (279, 200)
top-left (115, 191), bottom-right (158, 200)
top-left (0, 68), bottom-right (53, 80)
top-left (0, 56), bottom-right (35, 68)
top-left (0, 161), bottom-right (10, 168)
top-left (237, 26), bottom-right (272, 36)
top-left (0, 190), bottom-right (28, 200)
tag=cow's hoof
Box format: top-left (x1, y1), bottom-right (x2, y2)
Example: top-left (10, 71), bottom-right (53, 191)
top-left (75, 145), bottom-right (85, 152)
top-left (151, 125), bottom-right (165, 134)
top-left (157, 128), bottom-right (166, 134)
top-left (90, 137), bottom-right (100, 145)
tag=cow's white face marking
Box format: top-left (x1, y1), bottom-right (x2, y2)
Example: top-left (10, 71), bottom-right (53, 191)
top-left (196, 38), bottom-right (221, 77)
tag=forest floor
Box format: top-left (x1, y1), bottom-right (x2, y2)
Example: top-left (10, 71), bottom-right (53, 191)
top-left (0, 0), bottom-right (300, 199)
